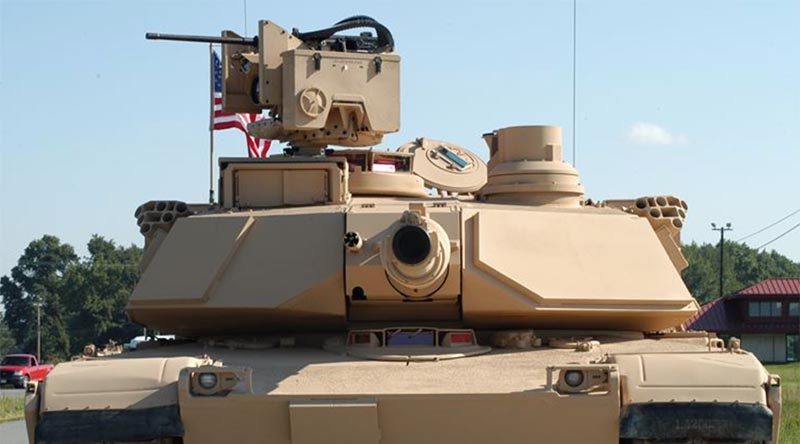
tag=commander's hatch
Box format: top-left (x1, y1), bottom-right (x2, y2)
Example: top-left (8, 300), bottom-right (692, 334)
top-left (397, 138), bottom-right (487, 194)
top-left (334, 149), bottom-right (429, 198)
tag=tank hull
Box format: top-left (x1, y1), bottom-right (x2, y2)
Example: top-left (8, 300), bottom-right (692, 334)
top-left (26, 334), bottom-right (781, 443)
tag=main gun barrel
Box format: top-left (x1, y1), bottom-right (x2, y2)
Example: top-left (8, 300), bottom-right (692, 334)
top-left (145, 32), bottom-right (258, 46)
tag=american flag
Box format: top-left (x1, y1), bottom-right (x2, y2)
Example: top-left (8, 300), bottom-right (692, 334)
top-left (212, 50), bottom-right (271, 158)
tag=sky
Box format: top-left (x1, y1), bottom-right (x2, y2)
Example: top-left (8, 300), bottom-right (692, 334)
top-left (1, 0), bottom-right (799, 278)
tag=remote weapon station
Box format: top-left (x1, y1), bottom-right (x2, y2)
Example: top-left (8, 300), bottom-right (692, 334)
top-left (26, 16), bottom-right (782, 444)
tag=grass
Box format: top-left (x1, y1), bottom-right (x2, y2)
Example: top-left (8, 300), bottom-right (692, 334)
top-left (0, 395), bottom-right (24, 423)
top-left (766, 362), bottom-right (800, 444)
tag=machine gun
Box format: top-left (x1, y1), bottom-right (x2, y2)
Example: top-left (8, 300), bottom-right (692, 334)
top-left (147, 16), bottom-right (400, 150)
top-left (146, 32), bottom-right (258, 46)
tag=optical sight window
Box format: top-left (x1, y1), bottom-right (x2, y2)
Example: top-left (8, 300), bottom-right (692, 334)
top-left (392, 225), bottom-right (432, 265)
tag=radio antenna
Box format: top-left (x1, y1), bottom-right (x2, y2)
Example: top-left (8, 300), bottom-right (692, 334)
top-left (243, 0), bottom-right (248, 36)
top-left (572, 0), bottom-right (577, 167)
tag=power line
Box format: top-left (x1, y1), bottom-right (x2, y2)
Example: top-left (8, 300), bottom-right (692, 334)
top-left (755, 221), bottom-right (800, 250)
top-left (736, 208), bottom-right (800, 242)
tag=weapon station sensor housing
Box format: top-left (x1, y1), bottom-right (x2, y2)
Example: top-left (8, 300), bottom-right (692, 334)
top-left (146, 16), bottom-right (400, 150)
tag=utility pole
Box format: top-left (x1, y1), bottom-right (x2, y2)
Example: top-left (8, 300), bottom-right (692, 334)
top-left (711, 222), bottom-right (733, 298)
top-left (34, 300), bottom-right (43, 362)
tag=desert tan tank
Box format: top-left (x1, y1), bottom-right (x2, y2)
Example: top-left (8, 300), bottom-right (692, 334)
top-left (25, 16), bottom-right (782, 444)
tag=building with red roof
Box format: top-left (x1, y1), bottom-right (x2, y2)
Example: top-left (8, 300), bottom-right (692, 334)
top-left (685, 278), bottom-right (799, 362)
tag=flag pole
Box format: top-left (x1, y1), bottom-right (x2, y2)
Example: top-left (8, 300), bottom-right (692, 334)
top-left (208, 43), bottom-right (215, 205)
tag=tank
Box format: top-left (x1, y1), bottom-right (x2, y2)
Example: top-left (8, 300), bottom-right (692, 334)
top-left (25, 16), bottom-right (782, 444)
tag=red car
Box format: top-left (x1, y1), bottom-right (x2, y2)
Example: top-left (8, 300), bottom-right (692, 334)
top-left (0, 354), bottom-right (54, 388)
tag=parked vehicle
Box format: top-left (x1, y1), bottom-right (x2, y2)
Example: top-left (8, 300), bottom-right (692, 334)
top-left (0, 354), bottom-right (54, 388)
top-left (126, 334), bottom-right (175, 350)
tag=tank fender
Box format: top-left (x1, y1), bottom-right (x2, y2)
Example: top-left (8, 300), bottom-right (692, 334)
top-left (613, 351), bottom-right (776, 442)
top-left (619, 402), bottom-right (773, 442)
top-left (34, 356), bottom-right (209, 443)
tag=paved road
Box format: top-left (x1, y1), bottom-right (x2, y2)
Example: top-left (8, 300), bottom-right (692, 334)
top-left (0, 388), bottom-right (25, 398)
top-left (1, 390), bottom-right (28, 444)
top-left (0, 420), bottom-right (27, 444)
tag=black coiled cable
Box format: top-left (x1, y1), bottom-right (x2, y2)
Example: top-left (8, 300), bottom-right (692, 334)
top-left (292, 15), bottom-right (394, 52)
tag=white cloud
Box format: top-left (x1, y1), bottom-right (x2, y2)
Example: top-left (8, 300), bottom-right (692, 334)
top-left (626, 122), bottom-right (687, 146)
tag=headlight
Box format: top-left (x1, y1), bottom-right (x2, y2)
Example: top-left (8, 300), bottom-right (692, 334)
top-left (13, 371), bottom-right (23, 376)
top-left (190, 368), bottom-right (247, 397)
top-left (197, 372), bottom-right (218, 389)
top-left (564, 370), bottom-right (585, 387)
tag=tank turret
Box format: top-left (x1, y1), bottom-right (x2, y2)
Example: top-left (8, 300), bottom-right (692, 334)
top-left (125, 120), bottom-right (698, 334)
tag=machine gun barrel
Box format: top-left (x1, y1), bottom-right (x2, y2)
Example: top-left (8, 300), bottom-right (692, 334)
top-left (145, 32), bottom-right (258, 46)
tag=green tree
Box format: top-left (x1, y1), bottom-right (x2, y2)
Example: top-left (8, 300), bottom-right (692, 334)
top-left (62, 236), bottom-right (143, 354)
top-left (0, 276), bottom-right (27, 346)
top-left (0, 235), bottom-right (77, 361)
top-left (0, 318), bottom-right (16, 356)
top-left (682, 241), bottom-right (800, 304)
top-left (2, 235), bottom-right (144, 360)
